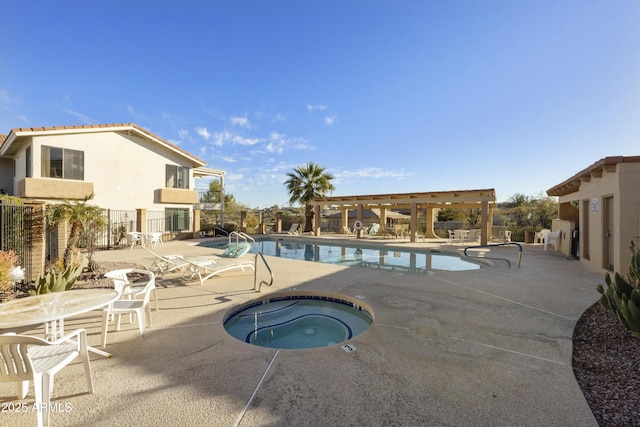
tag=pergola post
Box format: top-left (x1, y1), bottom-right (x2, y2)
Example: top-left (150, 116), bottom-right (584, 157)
top-left (481, 200), bottom-right (489, 245)
top-left (424, 207), bottom-right (437, 238)
top-left (356, 205), bottom-right (364, 238)
top-left (341, 207), bottom-right (349, 233)
top-left (276, 211), bottom-right (282, 233)
top-left (410, 202), bottom-right (417, 242)
top-left (379, 207), bottom-right (387, 231)
top-left (314, 203), bottom-right (322, 236)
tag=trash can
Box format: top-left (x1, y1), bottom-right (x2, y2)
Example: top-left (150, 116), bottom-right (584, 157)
top-left (571, 228), bottom-right (579, 258)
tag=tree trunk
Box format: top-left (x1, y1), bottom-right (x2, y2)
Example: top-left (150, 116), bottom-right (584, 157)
top-left (304, 204), bottom-right (314, 232)
top-left (63, 223), bottom-right (81, 268)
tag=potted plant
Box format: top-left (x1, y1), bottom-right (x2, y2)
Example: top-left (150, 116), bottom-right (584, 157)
top-left (523, 226), bottom-right (537, 244)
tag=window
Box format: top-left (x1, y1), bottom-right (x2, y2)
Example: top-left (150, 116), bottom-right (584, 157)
top-left (25, 146), bottom-right (31, 178)
top-left (165, 208), bottom-right (190, 231)
top-left (166, 165), bottom-right (189, 189)
top-left (41, 145), bottom-right (84, 180)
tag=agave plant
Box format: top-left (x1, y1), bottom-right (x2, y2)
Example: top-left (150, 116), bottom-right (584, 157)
top-left (597, 242), bottom-right (640, 339)
top-left (30, 255), bottom-right (88, 295)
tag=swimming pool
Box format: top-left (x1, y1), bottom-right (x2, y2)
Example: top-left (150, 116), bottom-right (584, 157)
top-left (223, 292), bottom-right (374, 349)
top-left (201, 238), bottom-right (481, 273)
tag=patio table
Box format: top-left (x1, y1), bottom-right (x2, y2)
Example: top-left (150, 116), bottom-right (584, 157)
top-left (0, 289), bottom-right (120, 357)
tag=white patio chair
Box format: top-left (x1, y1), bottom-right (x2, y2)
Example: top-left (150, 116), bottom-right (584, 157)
top-left (104, 269), bottom-right (158, 312)
top-left (0, 330), bottom-right (94, 427)
top-left (101, 274), bottom-right (155, 348)
top-left (127, 232), bottom-right (143, 250)
top-left (544, 230), bottom-right (562, 251)
top-left (147, 232), bottom-right (163, 247)
top-left (535, 229), bottom-right (551, 244)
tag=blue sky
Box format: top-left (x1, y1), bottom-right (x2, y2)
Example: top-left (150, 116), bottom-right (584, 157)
top-left (1, 1), bottom-right (639, 208)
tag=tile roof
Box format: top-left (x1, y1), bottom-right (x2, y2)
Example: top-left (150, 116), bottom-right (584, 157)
top-left (1, 123), bottom-right (205, 165)
top-left (547, 156), bottom-right (640, 196)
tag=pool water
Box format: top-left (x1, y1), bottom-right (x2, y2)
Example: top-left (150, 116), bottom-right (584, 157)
top-left (203, 238), bottom-right (481, 273)
top-left (224, 294), bottom-right (373, 349)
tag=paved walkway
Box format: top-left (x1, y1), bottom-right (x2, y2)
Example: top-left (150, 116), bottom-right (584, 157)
top-left (1, 236), bottom-right (600, 426)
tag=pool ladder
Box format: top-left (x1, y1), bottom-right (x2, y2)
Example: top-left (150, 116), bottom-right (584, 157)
top-left (228, 231), bottom-right (255, 246)
top-left (254, 252), bottom-right (274, 292)
top-left (463, 242), bottom-right (523, 267)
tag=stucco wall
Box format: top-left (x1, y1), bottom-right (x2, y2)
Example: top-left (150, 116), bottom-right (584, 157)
top-left (14, 131), bottom-right (197, 212)
top-left (558, 162), bottom-right (640, 276)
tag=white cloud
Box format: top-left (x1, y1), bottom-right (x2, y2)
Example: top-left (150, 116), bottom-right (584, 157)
top-left (226, 172), bottom-right (244, 182)
top-left (266, 141), bottom-right (285, 154)
top-left (325, 116), bottom-right (337, 126)
top-left (63, 108), bottom-right (93, 124)
top-left (209, 129), bottom-right (262, 147)
top-left (17, 115), bottom-right (28, 123)
top-left (307, 104), bottom-right (327, 111)
top-left (196, 127), bottom-right (212, 140)
top-left (230, 116), bottom-right (251, 128)
top-left (272, 113), bottom-right (286, 123)
top-left (0, 90), bottom-right (9, 108)
top-left (178, 128), bottom-right (189, 139)
top-left (335, 167), bottom-right (414, 180)
top-left (232, 134), bottom-right (262, 146)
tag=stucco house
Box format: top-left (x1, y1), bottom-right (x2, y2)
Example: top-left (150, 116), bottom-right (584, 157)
top-left (0, 123), bottom-right (224, 275)
top-left (547, 156), bottom-right (640, 276)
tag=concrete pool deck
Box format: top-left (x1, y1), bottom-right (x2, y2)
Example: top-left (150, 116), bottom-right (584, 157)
top-left (1, 236), bottom-right (600, 426)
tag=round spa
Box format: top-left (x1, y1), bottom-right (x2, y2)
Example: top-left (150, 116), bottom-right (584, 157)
top-left (223, 292), bottom-right (374, 349)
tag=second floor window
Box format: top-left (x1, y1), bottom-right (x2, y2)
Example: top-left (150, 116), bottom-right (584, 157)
top-left (166, 165), bottom-right (189, 189)
top-left (41, 146), bottom-right (84, 180)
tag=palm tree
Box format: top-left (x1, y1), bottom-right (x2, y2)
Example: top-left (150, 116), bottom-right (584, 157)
top-left (46, 194), bottom-right (106, 268)
top-left (285, 162), bottom-right (335, 232)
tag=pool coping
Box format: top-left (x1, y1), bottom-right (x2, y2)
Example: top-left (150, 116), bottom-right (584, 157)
top-left (1, 236), bottom-right (600, 426)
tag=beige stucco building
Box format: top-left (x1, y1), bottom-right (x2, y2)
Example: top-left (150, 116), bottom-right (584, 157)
top-left (0, 123), bottom-right (224, 277)
top-left (0, 123), bottom-right (223, 213)
top-left (547, 156), bottom-right (640, 276)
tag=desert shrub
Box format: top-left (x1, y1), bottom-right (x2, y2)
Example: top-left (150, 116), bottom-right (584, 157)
top-left (0, 250), bottom-right (20, 293)
top-left (597, 242), bottom-right (640, 339)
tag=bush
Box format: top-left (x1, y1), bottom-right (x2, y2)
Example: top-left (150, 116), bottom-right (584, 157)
top-left (597, 242), bottom-right (640, 339)
top-left (0, 250), bottom-right (21, 293)
top-left (30, 254), bottom-right (88, 295)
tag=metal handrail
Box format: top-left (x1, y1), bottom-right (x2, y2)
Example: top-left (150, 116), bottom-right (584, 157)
top-left (463, 242), bottom-right (523, 268)
top-left (254, 252), bottom-right (274, 292)
top-left (214, 227), bottom-right (229, 236)
top-left (228, 231), bottom-right (255, 248)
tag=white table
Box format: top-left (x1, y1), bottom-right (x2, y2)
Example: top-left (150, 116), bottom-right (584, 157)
top-left (0, 289), bottom-right (120, 357)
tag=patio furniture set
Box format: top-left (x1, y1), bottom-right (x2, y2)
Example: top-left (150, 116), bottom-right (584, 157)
top-left (447, 229), bottom-right (483, 245)
top-left (0, 237), bottom-right (257, 426)
top-left (126, 231), bottom-right (164, 250)
top-left (0, 271), bottom-right (155, 427)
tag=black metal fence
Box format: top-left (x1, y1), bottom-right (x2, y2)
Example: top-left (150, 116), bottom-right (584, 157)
top-left (80, 209), bottom-right (193, 250)
top-left (0, 203), bottom-right (33, 280)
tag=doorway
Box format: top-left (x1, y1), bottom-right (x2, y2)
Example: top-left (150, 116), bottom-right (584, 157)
top-left (603, 196), bottom-right (614, 271)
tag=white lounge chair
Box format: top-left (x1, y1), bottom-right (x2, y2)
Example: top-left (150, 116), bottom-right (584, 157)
top-left (145, 248), bottom-right (192, 279)
top-left (178, 256), bottom-right (255, 286)
top-left (273, 223), bottom-right (299, 235)
top-left (0, 330), bottom-right (94, 427)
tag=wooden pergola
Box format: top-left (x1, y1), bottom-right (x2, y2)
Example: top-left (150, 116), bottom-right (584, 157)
top-left (313, 189), bottom-right (497, 245)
